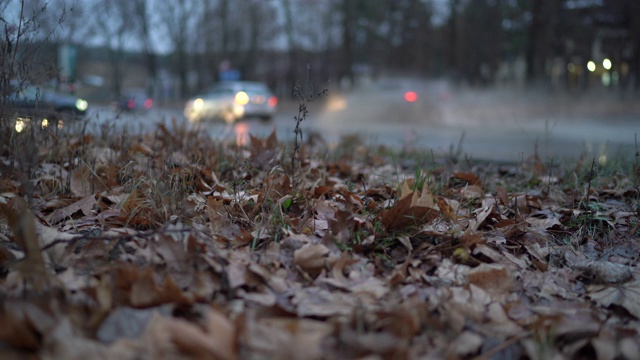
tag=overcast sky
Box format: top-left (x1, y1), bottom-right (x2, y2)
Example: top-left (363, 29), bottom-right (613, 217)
top-left (4, 0), bottom-right (451, 55)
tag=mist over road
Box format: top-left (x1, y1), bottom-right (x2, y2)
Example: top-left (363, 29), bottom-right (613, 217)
top-left (86, 78), bottom-right (639, 163)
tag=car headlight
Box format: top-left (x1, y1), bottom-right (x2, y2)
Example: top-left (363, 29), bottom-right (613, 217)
top-left (193, 98), bottom-right (204, 110)
top-left (15, 118), bottom-right (25, 133)
top-left (75, 98), bottom-right (88, 111)
top-left (234, 91), bottom-right (249, 105)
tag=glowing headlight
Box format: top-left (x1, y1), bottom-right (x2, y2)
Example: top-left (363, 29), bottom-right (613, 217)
top-left (75, 98), bottom-right (88, 111)
top-left (193, 98), bottom-right (204, 110)
top-left (41, 119), bottom-right (49, 128)
top-left (234, 91), bottom-right (249, 105)
top-left (15, 119), bottom-right (25, 133)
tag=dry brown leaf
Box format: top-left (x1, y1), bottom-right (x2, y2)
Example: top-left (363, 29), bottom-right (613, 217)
top-left (619, 338), bottom-right (640, 360)
top-left (115, 266), bottom-right (191, 307)
top-left (46, 194), bottom-right (97, 224)
top-left (249, 129), bottom-right (279, 169)
top-left (461, 184), bottom-right (484, 199)
top-left (396, 235), bottom-right (413, 250)
top-left (129, 142), bottom-right (155, 157)
top-left (42, 318), bottom-right (117, 360)
top-left (294, 244), bottom-right (330, 277)
top-left (1, 197), bottom-right (49, 290)
top-left (588, 271), bottom-right (640, 318)
top-left (242, 317), bottom-right (332, 359)
top-left (577, 261), bottom-right (633, 284)
top-left (122, 307), bottom-right (237, 360)
top-left (69, 166), bottom-right (107, 197)
top-left (293, 287), bottom-right (356, 317)
top-left (447, 331), bottom-right (483, 357)
top-left (452, 172), bottom-right (482, 186)
top-left (0, 305), bottom-right (43, 350)
top-left (496, 186), bottom-right (509, 206)
top-left (467, 263), bottom-right (513, 294)
top-left (436, 196), bottom-right (458, 223)
top-left (526, 217), bottom-right (562, 230)
top-left (469, 204), bottom-right (496, 231)
top-left (201, 307), bottom-right (238, 360)
top-left (380, 182), bottom-right (441, 231)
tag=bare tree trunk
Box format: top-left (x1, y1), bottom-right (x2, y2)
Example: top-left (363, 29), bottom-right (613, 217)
top-left (157, 0), bottom-right (194, 98)
top-left (133, 0), bottom-right (157, 94)
top-left (283, 0), bottom-right (297, 96)
top-left (448, 0), bottom-right (459, 84)
top-left (340, 0), bottom-right (355, 86)
top-left (525, 0), bottom-right (543, 84)
top-left (243, 2), bottom-right (260, 80)
top-left (200, 0), bottom-right (216, 87)
top-left (221, 0), bottom-right (230, 58)
top-left (631, 1), bottom-right (640, 93)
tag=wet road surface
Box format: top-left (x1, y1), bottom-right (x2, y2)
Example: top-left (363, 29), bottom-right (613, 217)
top-left (85, 79), bottom-right (639, 162)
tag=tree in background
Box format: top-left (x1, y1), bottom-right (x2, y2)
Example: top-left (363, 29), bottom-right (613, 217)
top-left (6, 0), bottom-right (639, 102)
top-left (132, 0), bottom-right (158, 97)
top-left (89, 0), bottom-right (138, 99)
top-left (1, 0), bottom-right (64, 87)
top-left (156, 0), bottom-right (198, 98)
top-left (1, 0), bottom-right (67, 118)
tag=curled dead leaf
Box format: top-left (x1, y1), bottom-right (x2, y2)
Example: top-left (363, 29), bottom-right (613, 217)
top-left (380, 182), bottom-right (441, 231)
top-left (294, 244), bottom-right (330, 277)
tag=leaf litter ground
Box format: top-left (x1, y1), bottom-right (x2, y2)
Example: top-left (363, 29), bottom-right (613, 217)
top-left (0, 119), bottom-right (639, 359)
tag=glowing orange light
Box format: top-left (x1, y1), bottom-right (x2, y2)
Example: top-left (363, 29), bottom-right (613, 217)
top-left (404, 91), bottom-right (418, 102)
top-left (235, 122), bottom-right (249, 146)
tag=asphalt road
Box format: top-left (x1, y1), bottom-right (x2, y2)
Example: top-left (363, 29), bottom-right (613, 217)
top-left (85, 79), bottom-right (640, 162)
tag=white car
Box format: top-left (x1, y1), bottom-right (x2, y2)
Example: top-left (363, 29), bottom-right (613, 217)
top-left (184, 81), bottom-right (278, 123)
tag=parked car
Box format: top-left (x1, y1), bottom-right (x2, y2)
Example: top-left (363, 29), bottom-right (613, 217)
top-left (184, 81), bottom-right (278, 123)
top-left (115, 89), bottom-right (153, 112)
top-left (2, 83), bottom-right (89, 132)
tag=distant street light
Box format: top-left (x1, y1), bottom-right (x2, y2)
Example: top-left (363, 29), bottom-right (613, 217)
top-left (587, 61), bottom-right (596, 72)
top-left (602, 58), bottom-right (612, 70)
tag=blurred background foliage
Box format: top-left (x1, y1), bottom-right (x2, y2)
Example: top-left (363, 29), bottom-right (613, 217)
top-left (1, 0), bottom-right (639, 102)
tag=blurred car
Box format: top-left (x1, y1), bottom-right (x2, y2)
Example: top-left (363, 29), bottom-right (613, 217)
top-left (115, 89), bottom-right (153, 112)
top-left (3, 83), bottom-right (89, 119)
top-left (3, 82), bottom-right (89, 132)
top-left (184, 81), bottom-right (278, 123)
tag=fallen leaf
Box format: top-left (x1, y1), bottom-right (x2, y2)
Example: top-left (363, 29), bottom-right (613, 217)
top-left (294, 244), bottom-right (330, 277)
top-left (452, 172), bottom-right (482, 185)
top-left (242, 317), bottom-right (332, 359)
top-left (1, 197), bottom-right (49, 291)
top-left (467, 263), bottom-right (513, 294)
top-left (447, 331), bottom-right (483, 357)
top-left (588, 270), bottom-right (640, 318)
top-left (97, 306), bottom-right (172, 344)
top-left (380, 182), bottom-right (441, 231)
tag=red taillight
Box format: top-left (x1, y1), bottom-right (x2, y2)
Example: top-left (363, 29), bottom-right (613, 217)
top-left (404, 91), bottom-right (418, 103)
top-left (268, 96), bottom-right (278, 107)
top-left (127, 99), bottom-right (135, 109)
top-left (144, 99), bottom-right (153, 109)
